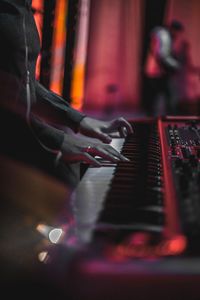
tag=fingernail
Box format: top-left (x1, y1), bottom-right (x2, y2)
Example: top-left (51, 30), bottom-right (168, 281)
top-left (124, 157), bottom-right (130, 161)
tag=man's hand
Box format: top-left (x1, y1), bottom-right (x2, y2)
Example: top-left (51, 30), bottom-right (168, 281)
top-left (61, 133), bottom-right (129, 167)
top-left (79, 117), bottom-right (133, 143)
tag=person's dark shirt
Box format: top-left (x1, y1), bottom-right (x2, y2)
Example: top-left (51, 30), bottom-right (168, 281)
top-left (0, 0), bottom-right (85, 150)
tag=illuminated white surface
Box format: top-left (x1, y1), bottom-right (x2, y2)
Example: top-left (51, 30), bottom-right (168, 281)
top-left (48, 228), bottom-right (63, 244)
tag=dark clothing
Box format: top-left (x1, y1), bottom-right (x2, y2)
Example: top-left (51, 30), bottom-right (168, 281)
top-left (0, 0), bottom-right (85, 148)
top-left (0, 0), bottom-right (85, 185)
top-left (143, 75), bottom-right (177, 116)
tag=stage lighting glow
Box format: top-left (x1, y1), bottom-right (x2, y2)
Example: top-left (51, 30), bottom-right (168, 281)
top-left (38, 251), bottom-right (48, 262)
top-left (48, 228), bottom-right (63, 244)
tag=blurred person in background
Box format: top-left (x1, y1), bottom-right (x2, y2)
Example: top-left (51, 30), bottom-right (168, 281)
top-left (143, 19), bottom-right (185, 116)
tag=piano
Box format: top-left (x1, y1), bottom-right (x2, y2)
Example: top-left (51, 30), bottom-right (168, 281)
top-left (61, 116), bottom-right (200, 300)
top-left (70, 116), bottom-right (200, 243)
top-left (29, 116), bottom-right (200, 300)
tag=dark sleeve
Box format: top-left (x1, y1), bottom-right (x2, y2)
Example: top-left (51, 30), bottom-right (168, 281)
top-left (34, 81), bottom-right (86, 132)
top-left (0, 1), bottom-right (20, 14)
top-left (31, 116), bottom-right (65, 150)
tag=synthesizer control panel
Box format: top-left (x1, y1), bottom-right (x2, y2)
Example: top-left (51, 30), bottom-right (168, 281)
top-left (161, 117), bottom-right (200, 240)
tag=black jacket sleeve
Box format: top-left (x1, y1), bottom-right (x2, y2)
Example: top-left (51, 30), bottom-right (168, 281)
top-left (31, 116), bottom-right (65, 150)
top-left (0, 0), bottom-right (86, 152)
top-left (34, 81), bottom-right (86, 132)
